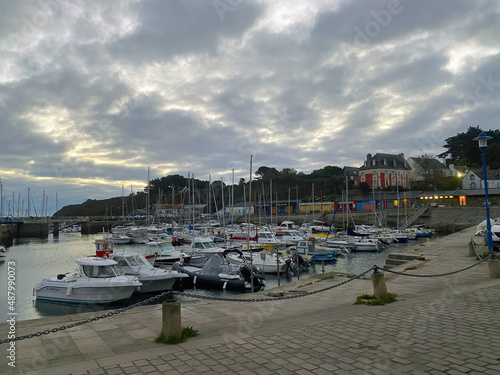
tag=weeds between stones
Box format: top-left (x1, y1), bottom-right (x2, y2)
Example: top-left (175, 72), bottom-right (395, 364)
top-left (154, 326), bottom-right (199, 344)
top-left (354, 293), bottom-right (398, 306)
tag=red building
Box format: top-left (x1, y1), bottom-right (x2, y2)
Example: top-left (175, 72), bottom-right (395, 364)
top-left (358, 153), bottom-right (411, 189)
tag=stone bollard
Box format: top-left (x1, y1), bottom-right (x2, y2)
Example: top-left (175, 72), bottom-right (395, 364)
top-left (371, 268), bottom-right (388, 299)
top-left (488, 258), bottom-right (500, 278)
top-left (468, 241), bottom-right (476, 257)
top-left (162, 294), bottom-right (182, 342)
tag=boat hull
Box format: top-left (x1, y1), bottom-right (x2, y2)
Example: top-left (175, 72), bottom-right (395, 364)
top-left (135, 275), bottom-right (185, 293)
top-left (172, 264), bottom-right (264, 291)
top-left (34, 283), bottom-right (138, 304)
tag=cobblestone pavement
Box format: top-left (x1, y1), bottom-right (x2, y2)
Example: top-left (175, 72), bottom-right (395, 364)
top-left (2, 227), bottom-right (500, 374)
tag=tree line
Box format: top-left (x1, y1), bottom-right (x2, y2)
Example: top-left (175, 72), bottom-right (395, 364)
top-left (55, 126), bottom-right (499, 216)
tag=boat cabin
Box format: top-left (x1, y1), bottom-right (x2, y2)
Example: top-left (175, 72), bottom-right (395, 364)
top-left (295, 239), bottom-right (316, 255)
top-left (193, 238), bottom-right (219, 249)
top-left (77, 257), bottom-right (121, 278)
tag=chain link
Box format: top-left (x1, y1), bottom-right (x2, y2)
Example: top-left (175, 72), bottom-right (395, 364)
top-left (1, 255), bottom-right (489, 345)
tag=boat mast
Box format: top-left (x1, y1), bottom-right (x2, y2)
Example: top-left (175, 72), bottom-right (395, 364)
top-left (312, 182), bottom-right (315, 222)
top-left (247, 155), bottom-right (254, 291)
top-left (208, 174), bottom-right (211, 220)
top-left (345, 175), bottom-right (349, 238)
top-left (192, 173), bottom-right (195, 226)
top-left (146, 167), bottom-right (150, 227)
top-left (231, 169), bottom-right (234, 226)
top-left (221, 176), bottom-right (224, 227)
top-left (270, 179), bottom-right (272, 227)
top-left (121, 185), bottom-right (125, 224)
top-left (27, 187), bottom-right (30, 218)
top-left (130, 184), bottom-right (135, 222)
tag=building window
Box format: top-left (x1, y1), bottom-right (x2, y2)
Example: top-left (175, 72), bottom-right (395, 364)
top-left (471, 182), bottom-right (476, 189)
top-left (470, 175), bottom-right (475, 180)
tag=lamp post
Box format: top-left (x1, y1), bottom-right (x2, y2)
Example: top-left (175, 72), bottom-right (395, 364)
top-left (473, 132), bottom-right (493, 254)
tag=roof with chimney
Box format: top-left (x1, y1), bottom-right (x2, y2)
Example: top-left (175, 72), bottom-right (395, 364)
top-left (359, 153), bottom-right (411, 171)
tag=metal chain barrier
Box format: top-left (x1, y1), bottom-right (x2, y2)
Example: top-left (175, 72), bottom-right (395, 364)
top-left (0, 291), bottom-right (170, 345)
top-left (377, 255), bottom-right (491, 278)
top-left (1, 253), bottom-right (491, 345)
top-left (177, 266), bottom-right (376, 302)
top-left (471, 235), bottom-right (486, 247)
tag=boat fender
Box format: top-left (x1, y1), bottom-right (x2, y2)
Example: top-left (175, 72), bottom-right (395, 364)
top-left (223, 281), bottom-right (227, 290)
top-left (66, 285), bottom-right (73, 296)
top-left (193, 275), bottom-right (197, 286)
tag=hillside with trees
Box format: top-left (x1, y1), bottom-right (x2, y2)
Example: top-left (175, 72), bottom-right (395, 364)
top-left (54, 126), bottom-right (499, 217)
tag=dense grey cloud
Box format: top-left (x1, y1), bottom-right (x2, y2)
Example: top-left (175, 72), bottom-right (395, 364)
top-left (0, 0), bottom-right (499, 213)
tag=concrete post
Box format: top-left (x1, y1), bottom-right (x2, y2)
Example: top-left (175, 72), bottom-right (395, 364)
top-left (488, 259), bottom-right (500, 278)
top-left (162, 297), bottom-right (182, 342)
top-left (468, 241), bottom-right (476, 257)
top-left (371, 270), bottom-right (388, 299)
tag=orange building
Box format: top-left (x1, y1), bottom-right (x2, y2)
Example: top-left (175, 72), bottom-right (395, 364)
top-left (358, 153), bottom-right (411, 188)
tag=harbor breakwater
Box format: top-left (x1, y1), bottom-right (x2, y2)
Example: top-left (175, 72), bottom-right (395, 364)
top-left (0, 224), bottom-right (16, 247)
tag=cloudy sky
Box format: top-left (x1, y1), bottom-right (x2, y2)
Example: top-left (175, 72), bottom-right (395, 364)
top-left (1, 0), bottom-right (499, 214)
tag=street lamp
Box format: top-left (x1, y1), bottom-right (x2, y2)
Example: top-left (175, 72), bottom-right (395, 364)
top-left (473, 132), bottom-right (493, 254)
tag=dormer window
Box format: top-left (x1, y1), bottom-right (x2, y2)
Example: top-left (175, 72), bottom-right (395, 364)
top-left (372, 159), bottom-right (376, 166)
top-left (383, 159), bottom-right (387, 166)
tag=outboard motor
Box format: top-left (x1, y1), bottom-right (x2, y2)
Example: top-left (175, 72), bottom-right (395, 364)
top-left (240, 264), bottom-right (251, 282)
top-left (292, 254), bottom-right (309, 269)
top-left (240, 265), bottom-right (265, 287)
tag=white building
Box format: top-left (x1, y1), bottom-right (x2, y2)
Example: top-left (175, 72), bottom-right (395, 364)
top-left (462, 169), bottom-right (500, 190)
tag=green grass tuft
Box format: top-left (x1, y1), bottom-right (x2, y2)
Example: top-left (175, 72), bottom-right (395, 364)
top-left (354, 293), bottom-right (398, 306)
top-left (317, 275), bottom-right (335, 282)
top-left (479, 252), bottom-right (500, 260)
top-left (154, 326), bottom-right (199, 345)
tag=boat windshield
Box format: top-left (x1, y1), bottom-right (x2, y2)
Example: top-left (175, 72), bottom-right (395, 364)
top-left (82, 265), bottom-right (120, 278)
top-left (132, 254), bottom-right (151, 267)
top-left (195, 241), bottom-right (216, 249)
top-left (157, 242), bottom-right (175, 251)
top-left (126, 256), bottom-right (140, 266)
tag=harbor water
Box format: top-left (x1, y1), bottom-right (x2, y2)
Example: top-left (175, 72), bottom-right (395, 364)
top-left (0, 232), bottom-right (436, 323)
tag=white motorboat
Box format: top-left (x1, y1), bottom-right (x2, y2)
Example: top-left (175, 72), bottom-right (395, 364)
top-left (191, 237), bottom-right (226, 257)
top-left (275, 230), bottom-right (304, 243)
top-left (108, 233), bottom-right (132, 244)
top-left (257, 231), bottom-right (283, 245)
top-left (108, 252), bottom-right (188, 293)
top-left (146, 240), bottom-right (192, 265)
top-left (34, 257), bottom-right (142, 304)
top-left (0, 246), bottom-right (6, 263)
top-left (326, 237), bottom-right (383, 252)
top-left (225, 250), bottom-right (289, 274)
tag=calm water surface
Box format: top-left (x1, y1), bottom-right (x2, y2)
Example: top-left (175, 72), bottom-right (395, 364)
top-left (0, 233), bottom-right (436, 323)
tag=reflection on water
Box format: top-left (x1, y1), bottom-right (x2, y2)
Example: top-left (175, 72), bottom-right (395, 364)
top-left (0, 233), bottom-right (436, 322)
